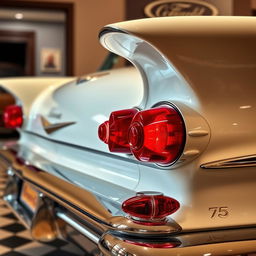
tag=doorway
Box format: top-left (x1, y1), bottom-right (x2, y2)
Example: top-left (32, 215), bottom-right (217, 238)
top-left (0, 30), bottom-right (35, 77)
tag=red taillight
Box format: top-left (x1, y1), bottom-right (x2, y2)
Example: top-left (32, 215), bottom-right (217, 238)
top-left (98, 105), bottom-right (185, 164)
top-left (122, 192), bottom-right (180, 221)
top-left (3, 105), bottom-right (23, 129)
top-left (98, 121), bottom-right (109, 144)
top-left (128, 106), bottom-right (185, 164)
top-left (99, 109), bottom-right (139, 153)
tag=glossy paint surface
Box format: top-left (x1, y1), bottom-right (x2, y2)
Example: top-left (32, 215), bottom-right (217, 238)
top-left (1, 17), bottom-right (256, 232)
top-left (27, 68), bottom-right (143, 152)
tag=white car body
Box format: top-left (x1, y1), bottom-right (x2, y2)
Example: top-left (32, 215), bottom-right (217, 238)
top-left (0, 16), bottom-right (256, 255)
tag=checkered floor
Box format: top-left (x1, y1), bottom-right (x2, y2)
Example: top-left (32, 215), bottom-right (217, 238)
top-left (0, 166), bottom-right (85, 256)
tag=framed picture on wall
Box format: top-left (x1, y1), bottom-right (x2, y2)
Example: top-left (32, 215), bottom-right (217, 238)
top-left (41, 48), bottom-right (61, 73)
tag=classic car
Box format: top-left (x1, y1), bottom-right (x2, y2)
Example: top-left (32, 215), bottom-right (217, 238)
top-left (0, 16), bottom-right (256, 256)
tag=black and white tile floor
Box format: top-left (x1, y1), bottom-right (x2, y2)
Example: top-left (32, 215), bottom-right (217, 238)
top-left (0, 164), bottom-right (85, 256)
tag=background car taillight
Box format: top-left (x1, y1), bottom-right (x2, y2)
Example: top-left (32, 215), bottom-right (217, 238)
top-left (122, 192), bottom-right (180, 224)
top-left (3, 105), bottom-right (23, 129)
top-left (98, 108), bottom-right (139, 153)
top-left (128, 105), bottom-right (185, 164)
top-left (99, 105), bottom-right (185, 165)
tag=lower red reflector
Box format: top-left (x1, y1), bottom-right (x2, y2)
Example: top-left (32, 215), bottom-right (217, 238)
top-left (122, 194), bottom-right (180, 220)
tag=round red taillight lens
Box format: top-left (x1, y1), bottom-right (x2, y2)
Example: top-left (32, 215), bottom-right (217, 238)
top-left (3, 105), bottom-right (23, 129)
top-left (128, 105), bottom-right (185, 164)
top-left (122, 193), bottom-right (180, 220)
top-left (107, 108), bottom-right (139, 153)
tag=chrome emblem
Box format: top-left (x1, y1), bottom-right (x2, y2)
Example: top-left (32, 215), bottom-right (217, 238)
top-left (144, 0), bottom-right (219, 17)
top-left (40, 116), bottom-right (76, 134)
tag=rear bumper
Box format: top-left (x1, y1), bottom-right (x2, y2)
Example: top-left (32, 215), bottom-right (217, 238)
top-left (1, 147), bottom-right (256, 256)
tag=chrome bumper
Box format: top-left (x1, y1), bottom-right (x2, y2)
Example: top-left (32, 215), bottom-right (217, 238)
top-left (1, 148), bottom-right (256, 256)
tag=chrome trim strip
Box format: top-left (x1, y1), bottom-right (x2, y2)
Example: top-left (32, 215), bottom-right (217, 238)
top-left (201, 155), bottom-right (256, 169)
top-left (77, 72), bottom-right (110, 85)
top-left (23, 131), bottom-right (139, 165)
top-left (23, 131), bottom-right (158, 169)
top-left (99, 232), bottom-right (256, 256)
top-left (57, 211), bottom-right (100, 244)
top-left (188, 130), bottom-right (209, 137)
top-left (98, 26), bottom-right (127, 40)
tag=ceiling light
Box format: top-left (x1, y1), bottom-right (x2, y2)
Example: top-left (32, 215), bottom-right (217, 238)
top-left (15, 13), bottom-right (23, 20)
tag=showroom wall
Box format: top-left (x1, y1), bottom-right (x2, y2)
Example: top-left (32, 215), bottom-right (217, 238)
top-left (203, 0), bottom-right (250, 15)
top-left (206, 0), bottom-right (233, 14)
top-left (23, 0), bottom-right (125, 76)
top-left (0, 19), bottom-right (66, 76)
top-left (251, 0), bottom-right (256, 8)
top-left (2, 0), bottom-right (252, 76)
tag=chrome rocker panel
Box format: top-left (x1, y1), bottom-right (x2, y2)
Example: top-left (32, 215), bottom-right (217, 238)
top-left (1, 147), bottom-right (256, 256)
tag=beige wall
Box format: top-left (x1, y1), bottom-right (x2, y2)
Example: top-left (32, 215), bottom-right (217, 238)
top-left (233, 0), bottom-right (252, 15)
top-left (251, 0), bottom-right (256, 9)
top-left (18, 0), bottom-right (254, 75)
top-left (26, 0), bottom-right (125, 76)
top-left (206, 0), bottom-right (233, 15)
top-left (203, 0), bottom-right (251, 15)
